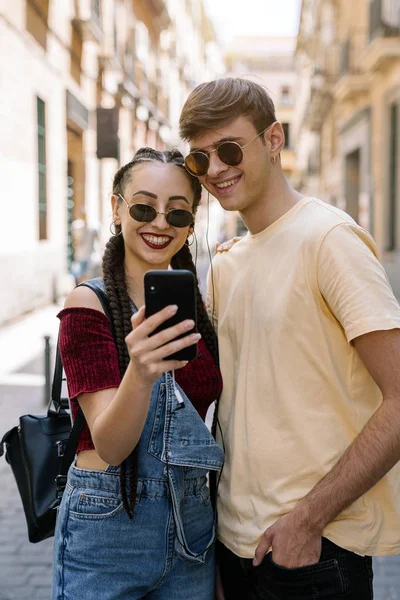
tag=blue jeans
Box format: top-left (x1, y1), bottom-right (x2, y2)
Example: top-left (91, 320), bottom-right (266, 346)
top-left (52, 465), bottom-right (215, 599)
top-left (217, 538), bottom-right (373, 599)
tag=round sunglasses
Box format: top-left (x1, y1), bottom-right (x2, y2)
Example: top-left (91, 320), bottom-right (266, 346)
top-left (118, 194), bottom-right (194, 228)
top-left (184, 124), bottom-right (274, 177)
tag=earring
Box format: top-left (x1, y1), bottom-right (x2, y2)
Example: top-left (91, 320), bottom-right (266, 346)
top-left (110, 221), bottom-right (122, 236)
top-left (271, 155), bottom-right (276, 164)
top-left (186, 233), bottom-right (195, 247)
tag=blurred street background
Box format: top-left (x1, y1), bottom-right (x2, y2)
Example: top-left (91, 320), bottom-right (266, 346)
top-left (1, 0), bottom-right (400, 597)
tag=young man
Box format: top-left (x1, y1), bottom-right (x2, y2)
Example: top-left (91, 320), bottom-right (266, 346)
top-left (179, 78), bottom-right (400, 600)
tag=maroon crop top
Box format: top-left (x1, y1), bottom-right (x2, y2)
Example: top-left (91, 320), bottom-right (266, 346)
top-left (57, 307), bottom-right (222, 453)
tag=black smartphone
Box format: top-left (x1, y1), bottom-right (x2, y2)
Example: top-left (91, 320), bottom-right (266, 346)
top-left (144, 270), bottom-right (198, 361)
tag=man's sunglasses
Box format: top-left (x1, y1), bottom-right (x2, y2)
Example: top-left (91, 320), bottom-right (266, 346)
top-left (118, 194), bottom-right (194, 228)
top-left (184, 123), bottom-right (274, 177)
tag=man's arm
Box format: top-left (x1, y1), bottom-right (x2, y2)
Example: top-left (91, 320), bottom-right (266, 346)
top-left (254, 327), bottom-right (400, 568)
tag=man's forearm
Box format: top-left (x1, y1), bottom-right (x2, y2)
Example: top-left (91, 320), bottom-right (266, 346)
top-left (294, 396), bottom-right (400, 532)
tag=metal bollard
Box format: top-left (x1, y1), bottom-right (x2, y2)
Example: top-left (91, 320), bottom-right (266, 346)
top-left (44, 335), bottom-right (51, 406)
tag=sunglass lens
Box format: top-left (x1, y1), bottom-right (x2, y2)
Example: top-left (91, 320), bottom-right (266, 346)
top-left (129, 204), bottom-right (156, 222)
top-left (218, 142), bottom-right (243, 166)
top-left (167, 210), bottom-right (193, 228)
top-left (185, 152), bottom-right (209, 176)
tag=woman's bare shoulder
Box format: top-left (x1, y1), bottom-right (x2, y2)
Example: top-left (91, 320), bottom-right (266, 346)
top-left (64, 285), bottom-right (105, 313)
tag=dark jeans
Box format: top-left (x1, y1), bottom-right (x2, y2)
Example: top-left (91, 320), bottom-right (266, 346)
top-left (217, 538), bottom-right (373, 599)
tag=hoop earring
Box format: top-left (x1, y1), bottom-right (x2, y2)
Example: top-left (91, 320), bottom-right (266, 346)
top-left (186, 233), bottom-right (195, 247)
top-left (110, 221), bottom-right (122, 236)
top-left (271, 155), bottom-right (276, 164)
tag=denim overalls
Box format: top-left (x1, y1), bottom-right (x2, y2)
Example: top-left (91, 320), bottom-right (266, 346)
top-left (52, 279), bottom-right (224, 600)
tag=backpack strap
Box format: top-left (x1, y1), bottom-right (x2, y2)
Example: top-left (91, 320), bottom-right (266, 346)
top-left (56, 280), bottom-right (114, 492)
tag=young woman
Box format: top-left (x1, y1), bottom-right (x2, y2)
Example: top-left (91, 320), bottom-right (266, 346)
top-left (51, 148), bottom-right (224, 600)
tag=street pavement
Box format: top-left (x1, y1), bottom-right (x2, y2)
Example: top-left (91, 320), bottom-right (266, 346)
top-left (0, 301), bottom-right (400, 598)
top-left (0, 303), bottom-right (60, 600)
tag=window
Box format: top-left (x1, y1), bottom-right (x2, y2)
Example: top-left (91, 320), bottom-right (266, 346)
top-left (70, 23), bottom-right (83, 84)
top-left (280, 86), bottom-right (293, 107)
top-left (37, 97), bottom-right (47, 240)
top-left (282, 123), bottom-right (291, 149)
top-left (26, 0), bottom-right (49, 50)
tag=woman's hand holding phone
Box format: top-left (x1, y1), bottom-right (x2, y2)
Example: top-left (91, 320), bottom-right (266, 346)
top-left (124, 305), bottom-right (201, 387)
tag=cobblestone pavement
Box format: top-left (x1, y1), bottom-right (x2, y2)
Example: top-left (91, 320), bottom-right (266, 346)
top-left (0, 384), bottom-right (54, 600)
top-left (0, 304), bottom-right (400, 599)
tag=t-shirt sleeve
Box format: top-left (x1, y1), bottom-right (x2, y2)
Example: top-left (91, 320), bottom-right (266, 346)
top-left (317, 223), bottom-right (400, 342)
top-left (57, 307), bottom-right (121, 400)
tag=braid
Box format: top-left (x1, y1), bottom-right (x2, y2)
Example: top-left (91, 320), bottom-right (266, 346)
top-left (105, 146), bottom-right (217, 518)
top-left (102, 230), bottom-right (138, 519)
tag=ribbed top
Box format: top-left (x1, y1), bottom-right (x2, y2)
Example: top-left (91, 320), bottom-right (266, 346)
top-left (58, 307), bottom-right (221, 452)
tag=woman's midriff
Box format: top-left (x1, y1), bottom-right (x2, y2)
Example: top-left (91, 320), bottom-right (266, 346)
top-left (76, 449), bottom-right (109, 470)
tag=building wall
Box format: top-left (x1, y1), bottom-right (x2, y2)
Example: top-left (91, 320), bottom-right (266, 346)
top-left (220, 36), bottom-right (298, 238)
top-left (0, 3), bottom-right (72, 323)
top-left (295, 0), bottom-right (400, 297)
top-left (225, 36), bottom-right (298, 181)
top-left (0, 0), bottom-right (224, 325)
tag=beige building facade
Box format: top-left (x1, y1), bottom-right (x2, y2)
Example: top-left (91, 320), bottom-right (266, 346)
top-left (295, 0), bottom-right (400, 296)
top-left (226, 36), bottom-right (297, 182)
top-left (220, 35), bottom-right (298, 238)
top-left (0, 0), bottom-right (223, 325)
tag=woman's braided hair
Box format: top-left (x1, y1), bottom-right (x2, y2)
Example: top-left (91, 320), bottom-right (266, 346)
top-left (102, 147), bottom-right (219, 518)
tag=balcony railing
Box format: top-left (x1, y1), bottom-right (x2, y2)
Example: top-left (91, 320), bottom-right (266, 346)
top-left (340, 38), bottom-right (351, 75)
top-left (91, 0), bottom-right (102, 30)
top-left (370, 0), bottom-right (400, 40)
top-left (311, 44), bottom-right (340, 85)
top-left (339, 33), bottom-right (367, 75)
top-left (74, 0), bottom-right (103, 43)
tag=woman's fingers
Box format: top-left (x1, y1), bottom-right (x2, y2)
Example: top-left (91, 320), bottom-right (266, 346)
top-left (216, 236), bottom-right (242, 252)
top-left (131, 304), bottom-right (178, 337)
top-left (160, 359), bottom-right (189, 371)
top-left (143, 331), bottom-right (201, 364)
top-left (130, 305), bottom-right (146, 328)
top-left (147, 318), bottom-right (195, 349)
top-left (128, 307), bottom-right (197, 354)
top-left (126, 305), bottom-right (198, 384)
top-left (128, 324), bottom-right (200, 363)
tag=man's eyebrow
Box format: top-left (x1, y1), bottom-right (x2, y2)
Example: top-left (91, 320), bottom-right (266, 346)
top-left (190, 136), bottom-right (243, 152)
top-left (131, 191), bottom-right (189, 205)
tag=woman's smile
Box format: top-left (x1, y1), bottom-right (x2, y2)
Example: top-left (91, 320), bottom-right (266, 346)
top-left (140, 233), bottom-right (173, 249)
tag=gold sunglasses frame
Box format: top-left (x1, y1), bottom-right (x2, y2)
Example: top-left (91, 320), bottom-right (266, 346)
top-left (185, 122), bottom-right (276, 177)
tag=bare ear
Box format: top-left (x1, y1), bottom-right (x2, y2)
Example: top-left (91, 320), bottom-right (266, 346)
top-left (268, 122), bottom-right (285, 157)
top-left (111, 194), bottom-right (121, 225)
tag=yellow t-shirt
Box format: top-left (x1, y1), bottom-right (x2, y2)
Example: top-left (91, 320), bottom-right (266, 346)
top-left (207, 197), bottom-right (400, 558)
